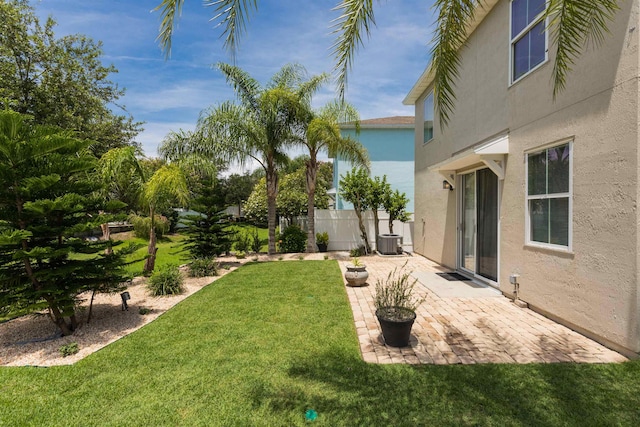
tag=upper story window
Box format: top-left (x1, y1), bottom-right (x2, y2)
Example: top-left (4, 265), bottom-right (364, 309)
top-left (424, 90), bottom-right (434, 143)
top-left (511, 0), bottom-right (547, 83)
top-left (526, 141), bottom-right (572, 250)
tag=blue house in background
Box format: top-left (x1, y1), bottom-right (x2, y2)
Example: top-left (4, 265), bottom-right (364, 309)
top-left (333, 116), bottom-right (415, 212)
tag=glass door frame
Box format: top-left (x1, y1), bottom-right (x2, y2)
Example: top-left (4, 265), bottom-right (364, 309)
top-left (456, 167), bottom-right (501, 287)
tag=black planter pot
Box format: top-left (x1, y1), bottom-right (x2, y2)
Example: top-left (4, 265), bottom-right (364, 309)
top-left (376, 307), bottom-right (416, 347)
top-left (317, 243), bottom-right (328, 252)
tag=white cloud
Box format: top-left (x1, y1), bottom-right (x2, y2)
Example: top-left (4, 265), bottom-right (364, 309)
top-left (136, 121), bottom-right (196, 157)
top-left (34, 0), bottom-right (437, 158)
top-left (125, 79), bottom-right (231, 114)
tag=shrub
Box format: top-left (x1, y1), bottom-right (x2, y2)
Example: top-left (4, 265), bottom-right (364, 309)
top-left (350, 245), bottom-right (366, 257)
top-left (148, 264), bottom-right (184, 296)
top-left (188, 258), bottom-right (217, 277)
top-left (278, 225), bottom-right (307, 253)
top-left (129, 214), bottom-right (169, 239)
top-left (59, 342), bottom-right (79, 357)
top-left (138, 307), bottom-right (151, 315)
top-left (163, 208), bottom-right (180, 233)
top-left (234, 230), bottom-right (250, 253)
top-left (250, 228), bottom-right (262, 254)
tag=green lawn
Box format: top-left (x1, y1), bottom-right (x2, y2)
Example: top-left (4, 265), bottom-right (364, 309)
top-left (229, 223), bottom-right (270, 253)
top-left (1, 261), bottom-right (639, 426)
top-left (121, 233), bottom-right (188, 276)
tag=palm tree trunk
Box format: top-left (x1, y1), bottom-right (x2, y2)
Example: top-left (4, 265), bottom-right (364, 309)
top-left (100, 222), bottom-right (112, 255)
top-left (305, 157), bottom-right (318, 253)
top-left (144, 207), bottom-right (157, 273)
top-left (266, 168), bottom-right (278, 255)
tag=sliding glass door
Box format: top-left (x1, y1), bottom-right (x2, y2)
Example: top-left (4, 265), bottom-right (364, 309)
top-left (460, 169), bottom-right (498, 282)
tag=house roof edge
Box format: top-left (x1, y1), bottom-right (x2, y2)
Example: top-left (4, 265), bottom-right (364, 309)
top-left (403, 0), bottom-right (501, 105)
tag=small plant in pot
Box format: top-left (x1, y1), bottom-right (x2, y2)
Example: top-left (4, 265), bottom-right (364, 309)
top-left (344, 257), bottom-right (369, 287)
top-left (374, 262), bottom-right (424, 347)
top-left (316, 231), bottom-right (329, 252)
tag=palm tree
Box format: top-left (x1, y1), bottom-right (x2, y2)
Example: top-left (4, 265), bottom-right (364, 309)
top-left (182, 63), bottom-right (324, 255)
top-left (154, 0), bottom-right (620, 124)
top-left (99, 147), bottom-right (190, 273)
top-left (300, 100), bottom-right (369, 252)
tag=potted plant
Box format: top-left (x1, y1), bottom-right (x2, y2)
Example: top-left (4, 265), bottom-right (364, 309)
top-left (344, 257), bottom-right (369, 287)
top-left (374, 262), bottom-right (424, 347)
top-left (316, 231), bottom-right (329, 252)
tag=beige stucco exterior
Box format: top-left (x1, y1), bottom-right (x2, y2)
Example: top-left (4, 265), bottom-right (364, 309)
top-left (406, 0), bottom-right (640, 356)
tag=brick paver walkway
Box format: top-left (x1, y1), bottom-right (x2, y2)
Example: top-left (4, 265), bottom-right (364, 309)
top-left (340, 254), bottom-right (627, 365)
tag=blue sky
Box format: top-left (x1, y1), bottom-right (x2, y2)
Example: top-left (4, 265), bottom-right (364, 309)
top-left (35, 0), bottom-right (436, 160)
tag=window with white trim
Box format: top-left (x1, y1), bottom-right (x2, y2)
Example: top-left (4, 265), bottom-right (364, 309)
top-left (526, 142), bottom-right (572, 248)
top-left (511, 0), bottom-right (546, 82)
top-left (424, 90), bottom-right (434, 143)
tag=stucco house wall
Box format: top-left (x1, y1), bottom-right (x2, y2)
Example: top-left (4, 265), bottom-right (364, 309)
top-left (335, 117), bottom-right (415, 212)
top-left (406, 0), bottom-right (640, 355)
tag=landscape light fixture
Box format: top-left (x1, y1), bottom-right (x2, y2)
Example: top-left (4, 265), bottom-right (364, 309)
top-left (120, 291), bottom-right (131, 311)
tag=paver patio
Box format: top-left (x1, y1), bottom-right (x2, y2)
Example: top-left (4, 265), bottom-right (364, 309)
top-left (339, 254), bottom-right (628, 365)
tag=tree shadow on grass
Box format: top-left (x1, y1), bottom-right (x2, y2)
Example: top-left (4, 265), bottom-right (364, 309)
top-left (248, 348), bottom-right (640, 426)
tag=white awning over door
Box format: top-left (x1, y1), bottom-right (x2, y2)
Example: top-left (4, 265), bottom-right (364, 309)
top-left (430, 134), bottom-right (509, 188)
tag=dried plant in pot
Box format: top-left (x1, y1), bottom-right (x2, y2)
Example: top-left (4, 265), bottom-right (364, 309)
top-left (345, 257), bottom-right (368, 287)
top-left (374, 262), bottom-right (424, 347)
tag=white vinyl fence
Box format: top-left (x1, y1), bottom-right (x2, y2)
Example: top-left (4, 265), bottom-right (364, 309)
top-left (312, 209), bottom-right (414, 252)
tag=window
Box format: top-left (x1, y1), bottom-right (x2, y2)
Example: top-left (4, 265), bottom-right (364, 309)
top-left (511, 0), bottom-right (546, 82)
top-left (526, 142), bottom-right (572, 249)
top-left (424, 91), bottom-right (434, 142)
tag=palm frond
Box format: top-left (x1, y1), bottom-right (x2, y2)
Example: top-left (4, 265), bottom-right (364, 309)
top-left (331, 135), bottom-right (370, 172)
top-left (217, 62), bottom-right (261, 111)
top-left (269, 63), bottom-right (307, 89)
top-left (204, 0), bottom-right (258, 60)
top-left (319, 100), bottom-right (360, 133)
top-left (547, 0), bottom-right (619, 98)
top-left (99, 146), bottom-right (146, 183)
top-left (307, 118), bottom-right (341, 152)
top-left (330, 0), bottom-right (376, 99)
top-left (158, 129), bottom-right (194, 161)
top-left (430, 0), bottom-right (477, 128)
top-left (196, 101), bottom-right (262, 169)
top-left (142, 164), bottom-right (189, 208)
top-left (176, 154), bottom-right (218, 181)
top-left (295, 72), bottom-right (330, 103)
top-left (154, 0), bottom-right (185, 58)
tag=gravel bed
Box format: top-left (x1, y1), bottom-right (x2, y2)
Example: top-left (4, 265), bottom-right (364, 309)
top-left (0, 266), bottom-right (234, 367)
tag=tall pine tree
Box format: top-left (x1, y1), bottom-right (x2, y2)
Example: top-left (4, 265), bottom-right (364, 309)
top-left (182, 176), bottom-right (234, 259)
top-left (0, 109), bottom-right (131, 335)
